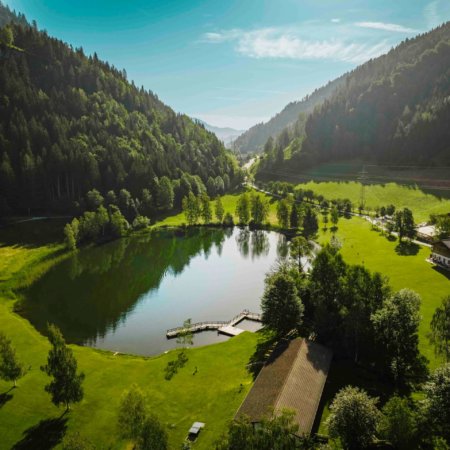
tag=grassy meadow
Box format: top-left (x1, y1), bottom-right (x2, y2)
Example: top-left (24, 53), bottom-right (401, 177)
top-left (298, 181), bottom-right (450, 223)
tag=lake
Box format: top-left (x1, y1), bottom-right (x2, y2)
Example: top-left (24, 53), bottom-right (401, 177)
top-left (20, 227), bottom-right (287, 355)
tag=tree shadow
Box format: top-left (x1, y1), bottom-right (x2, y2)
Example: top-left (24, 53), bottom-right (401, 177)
top-left (432, 265), bottom-right (450, 280)
top-left (0, 388), bottom-right (14, 408)
top-left (395, 241), bottom-right (419, 256)
top-left (385, 234), bottom-right (396, 242)
top-left (247, 330), bottom-right (279, 380)
top-left (12, 416), bottom-right (68, 450)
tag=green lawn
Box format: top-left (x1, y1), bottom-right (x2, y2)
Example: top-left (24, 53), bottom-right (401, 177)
top-left (298, 181), bottom-right (450, 223)
top-left (0, 226), bottom-right (258, 450)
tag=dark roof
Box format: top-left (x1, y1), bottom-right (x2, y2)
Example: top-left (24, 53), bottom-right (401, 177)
top-left (236, 338), bottom-right (332, 435)
top-left (432, 240), bottom-right (450, 258)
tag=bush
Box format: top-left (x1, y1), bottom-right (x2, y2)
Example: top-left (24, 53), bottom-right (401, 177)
top-left (223, 212), bottom-right (234, 227)
top-left (132, 215), bottom-right (150, 230)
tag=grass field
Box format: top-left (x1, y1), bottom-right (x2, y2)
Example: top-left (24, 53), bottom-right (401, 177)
top-left (0, 222), bottom-right (259, 450)
top-left (297, 181), bottom-right (450, 223)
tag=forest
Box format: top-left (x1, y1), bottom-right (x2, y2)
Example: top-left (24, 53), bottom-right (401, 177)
top-left (0, 3), bottom-right (240, 217)
top-left (257, 21), bottom-right (450, 176)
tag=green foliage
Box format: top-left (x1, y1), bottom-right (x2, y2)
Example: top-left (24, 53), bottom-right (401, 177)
top-left (64, 223), bottom-right (77, 250)
top-left (200, 193), bottom-right (212, 223)
top-left (62, 432), bottom-right (95, 450)
top-left (327, 386), bottom-right (380, 450)
top-left (276, 199), bottom-right (290, 228)
top-left (110, 208), bottom-right (129, 237)
top-left (182, 192), bottom-right (201, 226)
top-left (235, 193), bottom-right (250, 225)
top-left (290, 236), bottom-right (313, 272)
top-left (40, 324), bottom-right (85, 410)
top-left (290, 203), bottom-right (300, 228)
top-left (86, 189), bottom-right (104, 211)
top-left (424, 364), bottom-right (450, 441)
top-left (216, 409), bottom-right (300, 450)
top-left (394, 208), bottom-right (415, 241)
top-left (378, 396), bottom-right (418, 450)
top-left (0, 24), bottom-right (13, 46)
top-left (138, 415), bottom-right (168, 450)
top-left (176, 319), bottom-right (194, 348)
top-left (214, 196), bottom-right (225, 222)
top-left (157, 177), bottom-right (175, 211)
top-left (0, 333), bottom-right (24, 387)
top-left (261, 265), bottom-right (304, 336)
top-left (371, 289), bottom-right (426, 385)
top-left (118, 384), bottom-right (147, 440)
top-left (429, 296), bottom-right (450, 361)
top-left (223, 212), bottom-right (234, 227)
top-left (132, 215), bottom-right (150, 230)
top-left (249, 193), bottom-right (268, 225)
top-left (303, 205), bottom-right (318, 237)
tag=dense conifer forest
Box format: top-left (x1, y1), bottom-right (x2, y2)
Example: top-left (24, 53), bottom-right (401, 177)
top-left (257, 22), bottom-right (450, 176)
top-left (0, 3), bottom-right (240, 216)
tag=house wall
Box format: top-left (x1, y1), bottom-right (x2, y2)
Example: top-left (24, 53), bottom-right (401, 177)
top-left (431, 252), bottom-right (450, 266)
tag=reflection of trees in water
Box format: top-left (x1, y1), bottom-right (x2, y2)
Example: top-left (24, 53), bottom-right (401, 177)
top-left (236, 228), bottom-right (271, 259)
top-left (236, 228), bottom-right (250, 258)
top-left (276, 234), bottom-right (289, 259)
top-left (251, 230), bottom-right (270, 259)
top-left (22, 228), bottom-right (227, 345)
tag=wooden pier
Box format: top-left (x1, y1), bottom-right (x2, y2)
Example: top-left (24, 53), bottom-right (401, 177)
top-left (166, 309), bottom-right (262, 339)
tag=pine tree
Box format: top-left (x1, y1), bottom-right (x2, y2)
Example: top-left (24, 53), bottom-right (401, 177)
top-left (41, 324), bottom-right (85, 411)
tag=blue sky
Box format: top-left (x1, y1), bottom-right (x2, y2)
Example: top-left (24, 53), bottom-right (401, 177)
top-left (5, 0), bottom-right (450, 129)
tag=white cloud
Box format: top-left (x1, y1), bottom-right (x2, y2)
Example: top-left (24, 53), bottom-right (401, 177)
top-left (331, 18), bottom-right (341, 23)
top-left (200, 28), bottom-right (390, 64)
top-left (355, 21), bottom-right (418, 33)
top-left (194, 113), bottom-right (268, 130)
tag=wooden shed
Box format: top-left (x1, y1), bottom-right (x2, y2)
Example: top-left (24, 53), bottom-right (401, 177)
top-left (236, 338), bottom-right (332, 436)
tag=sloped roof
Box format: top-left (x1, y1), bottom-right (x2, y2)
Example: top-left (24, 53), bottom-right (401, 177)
top-left (236, 338), bottom-right (332, 435)
top-left (433, 240), bottom-right (450, 257)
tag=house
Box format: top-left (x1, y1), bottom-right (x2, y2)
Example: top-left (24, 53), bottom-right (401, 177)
top-left (431, 239), bottom-right (450, 268)
top-left (236, 338), bottom-right (332, 436)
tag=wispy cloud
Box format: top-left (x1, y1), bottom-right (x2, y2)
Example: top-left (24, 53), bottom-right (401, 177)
top-left (200, 27), bottom-right (390, 64)
top-left (355, 21), bottom-right (418, 33)
top-left (425, 1), bottom-right (441, 28)
top-left (331, 18), bottom-right (341, 23)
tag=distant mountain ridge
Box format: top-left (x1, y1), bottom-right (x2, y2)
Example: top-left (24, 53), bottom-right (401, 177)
top-left (232, 75), bottom-right (347, 154)
top-left (196, 119), bottom-right (244, 147)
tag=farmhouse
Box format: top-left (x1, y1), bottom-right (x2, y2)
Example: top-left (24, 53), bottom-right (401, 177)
top-left (236, 338), bottom-right (332, 436)
top-left (431, 239), bottom-right (450, 268)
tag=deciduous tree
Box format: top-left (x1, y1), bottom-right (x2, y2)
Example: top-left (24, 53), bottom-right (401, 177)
top-left (429, 296), bottom-right (450, 361)
top-left (0, 333), bottom-right (24, 387)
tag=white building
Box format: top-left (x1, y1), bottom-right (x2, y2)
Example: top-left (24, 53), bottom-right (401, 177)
top-left (431, 239), bottom-right (450, 268)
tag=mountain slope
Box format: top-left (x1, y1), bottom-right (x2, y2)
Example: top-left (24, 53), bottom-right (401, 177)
top-left (0, 6), bottom-right (239, 216)
top-left (257, 22), bottom-right (450, 177)
top-left (232, 75), bottom-right (346, 154)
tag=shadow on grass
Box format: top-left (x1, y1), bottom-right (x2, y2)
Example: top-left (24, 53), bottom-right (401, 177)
top-left (0, 388), bottom-right (14, 408)
top-left (432, 265), bottom-right (450, 280)
top-left (385, 234), bottom-right (397, 242)
top-left (12, 415), bottom-right (68, 450)
top-left (247, 330), bottom-right (278, 380)
top-left (0, 219), bottom-right (67, 248)
top-left (311, 359), bottom-right (395, 435)
top-left (395, 241), bottom-right (419, 256)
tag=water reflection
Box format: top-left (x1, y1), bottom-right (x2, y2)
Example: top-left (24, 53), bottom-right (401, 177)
top-left (21, 227), bottom-right (283, 355)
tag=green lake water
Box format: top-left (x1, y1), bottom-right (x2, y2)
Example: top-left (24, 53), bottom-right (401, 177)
top-left (21, 227), bottom-right (286, 355)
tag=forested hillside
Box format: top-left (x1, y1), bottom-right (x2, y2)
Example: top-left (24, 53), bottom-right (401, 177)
top-left (232, 75), bottom-right (346, 154)
top-left (0, 3), bottom-right (239, 216)
top-left (257, 22), bottom-right (450, 176)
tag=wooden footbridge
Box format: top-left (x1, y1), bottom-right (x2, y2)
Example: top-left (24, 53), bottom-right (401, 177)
top-left (166, 309), bottom-right (262, 339)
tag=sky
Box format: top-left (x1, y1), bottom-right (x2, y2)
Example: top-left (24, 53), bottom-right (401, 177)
top-left (5, 0), bottom-right (450, 130)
